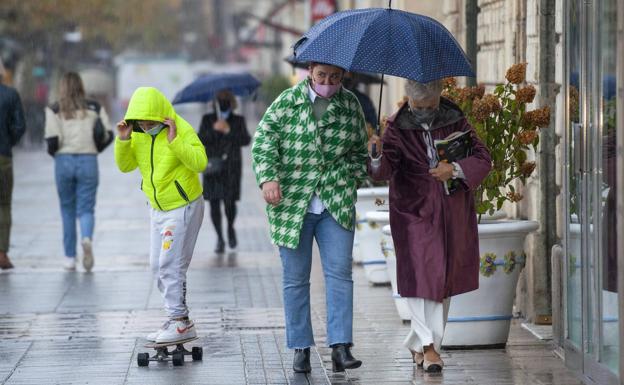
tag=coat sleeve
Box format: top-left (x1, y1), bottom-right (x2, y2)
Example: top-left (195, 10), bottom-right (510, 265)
top-left (9, 90), bottom-right (25, 147)
top-left (456, 119), bottom-right (492, 191)
top-left (114, 136), bottom-right (138, 172)
top-left (168, 123), bottom-right (208, 173)
top-left (367, 123), bottom-right (402, 181)
top-left (251, 94), bottom-right (285, 187)
top-left (344, 103), bottom-right (368, 187)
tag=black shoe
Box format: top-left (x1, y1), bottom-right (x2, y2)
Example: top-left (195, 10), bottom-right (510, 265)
top-left (215, 239), bottom-right (225, 253)
top-left (331, 344), bottom-right (361, 372)
top-left (293, 348), bottom-right (311, 373)
top-left (228, 227), bottom-right (237, 249)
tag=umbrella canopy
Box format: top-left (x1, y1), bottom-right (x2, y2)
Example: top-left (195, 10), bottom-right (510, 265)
top-left (293, 7), bottom-right (474, 83)
top-left (172, 72), bottom-right (261, 105)
top-left (284, 55), bottom-right (385, 85)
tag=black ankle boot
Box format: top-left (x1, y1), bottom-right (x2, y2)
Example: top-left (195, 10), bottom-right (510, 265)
top-left (228, 227), bottom-right (237, 249)
top-left (331, 344), bottom-right (361, 372)
top-left (215, 238), bottom-right (225, 253)
top-left (293, 347), bottom-right (311, 373)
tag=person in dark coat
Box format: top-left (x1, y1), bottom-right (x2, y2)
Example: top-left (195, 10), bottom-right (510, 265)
top-left (198, 89), bottom-right (251, 253)
top-left (0, 61), bottom-right (26, 270)
top-left (368, 79), bottom-right (491, 373)
top-left (342, 73), bottom-right (377, 129)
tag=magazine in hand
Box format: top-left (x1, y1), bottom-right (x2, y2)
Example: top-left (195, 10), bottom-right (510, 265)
top-left (434, 130), bottom-right (472, 195)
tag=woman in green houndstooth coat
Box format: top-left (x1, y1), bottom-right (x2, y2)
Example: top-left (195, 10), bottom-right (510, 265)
top-left (252, 62), bottom-right (368, 374)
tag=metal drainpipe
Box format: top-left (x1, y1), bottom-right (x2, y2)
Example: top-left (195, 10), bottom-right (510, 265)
top-left (465, 0), bottom-right (478, 87)
top-left (535, 0), bottom-right (557, 322)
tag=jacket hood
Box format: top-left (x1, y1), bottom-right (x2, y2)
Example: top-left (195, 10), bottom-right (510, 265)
top-left (392, 97), bottom-right (464, 132)
top-left (124, 87), bottom-right (176, 123)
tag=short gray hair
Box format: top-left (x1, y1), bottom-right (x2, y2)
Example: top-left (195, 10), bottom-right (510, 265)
top-left (404, 79), bottom-right (443, 101)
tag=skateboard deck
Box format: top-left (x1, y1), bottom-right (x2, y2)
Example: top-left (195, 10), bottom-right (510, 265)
top-left (144, 336), bottom-right (198, 349)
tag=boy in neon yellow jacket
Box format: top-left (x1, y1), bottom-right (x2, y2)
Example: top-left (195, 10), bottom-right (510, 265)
top-left (115, 87), bottom-right (207, 344)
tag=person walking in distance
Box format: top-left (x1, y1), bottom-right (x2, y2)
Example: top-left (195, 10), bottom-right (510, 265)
top-left (0, 60), bottom-right (25, 270)
top-left (198, 89), bottom-right (251, 253)
top-left (44, 72), bottom-right (113, 272)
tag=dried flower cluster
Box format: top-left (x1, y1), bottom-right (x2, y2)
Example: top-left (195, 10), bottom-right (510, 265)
top-left (515, 85), bottom-right (536, 104)
top-left (506, 62), bottom-right (527, 84)
top-left (471, 94), bottom-right (501, 122)
top-left (523, 106), bottom-right (551, 129)
top-left (506, 191), bottom-right (524, 203)
top-left (520, 161), bottom-right (536, 177)
top-left (517, 130), bottom-right (538, 145)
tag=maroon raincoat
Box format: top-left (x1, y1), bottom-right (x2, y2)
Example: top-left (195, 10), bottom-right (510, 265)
top-left (369, 99), bottom-right (491, 302)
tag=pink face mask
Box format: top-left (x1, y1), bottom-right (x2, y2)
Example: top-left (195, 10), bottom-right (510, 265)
top-left (313, 82), bottom-right (342, 98)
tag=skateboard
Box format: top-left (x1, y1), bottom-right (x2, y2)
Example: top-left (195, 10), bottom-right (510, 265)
top-left (137, 337), bottom-right (202, 367)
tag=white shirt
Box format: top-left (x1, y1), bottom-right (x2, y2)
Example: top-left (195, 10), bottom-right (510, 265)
top-left (307, 85), bottom-right (327, 214)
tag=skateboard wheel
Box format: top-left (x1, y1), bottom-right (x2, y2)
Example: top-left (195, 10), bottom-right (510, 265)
top-left (172, 352), bottom-right (184, 366)
top-left (192, 346), bottom-right (203, 361)
top-left (137, 352), bottom-right (149, 367)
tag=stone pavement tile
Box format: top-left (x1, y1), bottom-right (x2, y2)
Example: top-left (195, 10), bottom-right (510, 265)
top-left (0, 341), bottom-right (31, 383)
top-left (4, 338), bottom-right (133, 385)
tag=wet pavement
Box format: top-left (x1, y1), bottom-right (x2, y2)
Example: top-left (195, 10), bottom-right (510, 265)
top-left (0, 143), bottom-right (585, 385)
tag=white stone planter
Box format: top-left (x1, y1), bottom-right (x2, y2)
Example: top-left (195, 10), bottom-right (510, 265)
top-left (362, 210), bottom-right (390, 285)
top-left (381, 225), bottom-right (411, 322)
top-left (354, 187), bottom-right (389, 263)
top-left (442, 220), bottom-right (539, 348)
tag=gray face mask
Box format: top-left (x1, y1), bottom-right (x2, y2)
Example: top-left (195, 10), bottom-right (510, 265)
top-left (410, 107), bottom-right (438, 125)
top-left (145, 123), bottom-right (166, 136)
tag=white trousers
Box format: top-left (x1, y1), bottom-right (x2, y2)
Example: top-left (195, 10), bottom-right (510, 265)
top-left (403, 297), bottom-right (450, 353)
top-left (149, 198), bottom-right (204, 319)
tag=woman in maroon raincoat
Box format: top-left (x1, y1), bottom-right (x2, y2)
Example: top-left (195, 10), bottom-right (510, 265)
top-left (368, 79), bottom-right (491, 373)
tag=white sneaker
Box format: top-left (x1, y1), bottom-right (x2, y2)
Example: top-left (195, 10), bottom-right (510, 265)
top-left (146, 320), bottom-right (171, 342)
top-left (155, 319), bottom-right (197, 344)
top-left (81, 238), bottom-right (94, 272)
top-left (63, 257), bottom-right (76, 271)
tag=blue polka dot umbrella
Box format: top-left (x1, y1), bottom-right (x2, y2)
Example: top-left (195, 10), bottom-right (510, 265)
top-left (292, 7), bottom-right (474, 83)
top-left (292, 4), bottom-right (474, 144)
top-left (172, 72), bottom-right (261, 105)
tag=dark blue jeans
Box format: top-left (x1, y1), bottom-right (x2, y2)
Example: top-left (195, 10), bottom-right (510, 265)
top-left (54, 154), bottom-right (98, 258)
top-left (279, 210), bottom-right (354, 349)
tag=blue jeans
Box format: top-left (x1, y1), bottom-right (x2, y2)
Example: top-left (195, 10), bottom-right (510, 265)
top-left (279, 209), bottom-right (354, 349)
top-left (54, 154), bottom-right (98, 258)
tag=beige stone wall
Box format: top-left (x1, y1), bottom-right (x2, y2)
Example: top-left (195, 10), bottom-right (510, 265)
top-left (439, 0), bottom-right (564, 321)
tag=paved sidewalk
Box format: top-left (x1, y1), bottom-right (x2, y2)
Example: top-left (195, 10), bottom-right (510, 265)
top-left (0, 143), bottom-right (584, 385)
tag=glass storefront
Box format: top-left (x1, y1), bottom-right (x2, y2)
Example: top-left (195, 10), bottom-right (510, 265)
top-left (563, 0), bottom-right (619, 383)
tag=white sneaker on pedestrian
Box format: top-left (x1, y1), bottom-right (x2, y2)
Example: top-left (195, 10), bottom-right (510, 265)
top-left (146, 320), bottom-right (172, 342)
top-left (155, 319), bottom-right (197, 344)
top-left (63, 257), bottom-right (76, 271)
top-left (81, 237), bottom-right (94, 272)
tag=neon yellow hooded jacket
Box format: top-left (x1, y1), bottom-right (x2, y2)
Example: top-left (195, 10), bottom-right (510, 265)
top-left (114, 87), bottom-right (207, 211)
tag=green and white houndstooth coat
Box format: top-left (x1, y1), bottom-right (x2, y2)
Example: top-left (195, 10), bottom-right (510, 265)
top-left (252, 78), bottom-right (368, 249)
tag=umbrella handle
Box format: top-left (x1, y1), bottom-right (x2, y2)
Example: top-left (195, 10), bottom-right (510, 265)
top-left (371, 143), bottom-right (378, 159)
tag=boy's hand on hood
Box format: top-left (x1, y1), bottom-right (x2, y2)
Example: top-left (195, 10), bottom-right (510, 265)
top-left (164, 117), bottom-right (176, 143)
top-left (117, 120), bottom-right (132, 140)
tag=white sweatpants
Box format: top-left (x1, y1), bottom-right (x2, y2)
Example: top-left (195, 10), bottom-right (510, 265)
top-left (403, 297), bottom-right (450, 353)
top-left (149, 197), bottom-right (204, 319)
